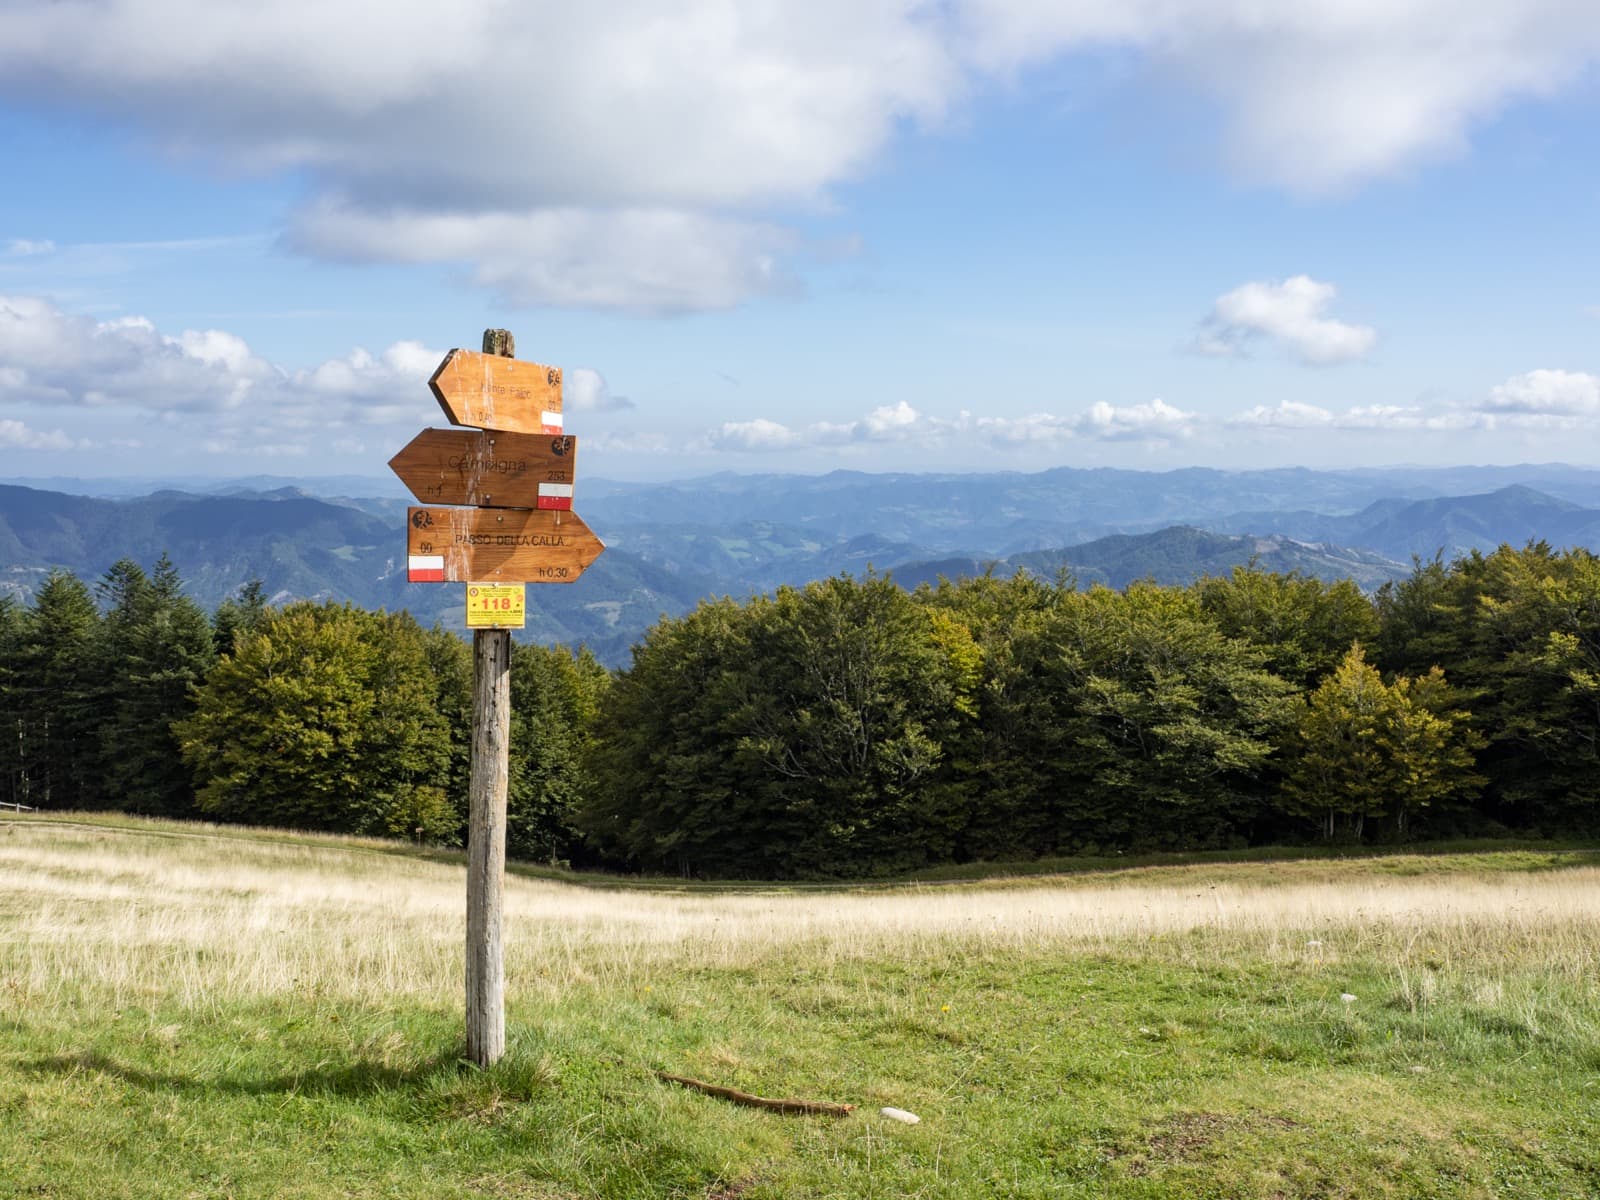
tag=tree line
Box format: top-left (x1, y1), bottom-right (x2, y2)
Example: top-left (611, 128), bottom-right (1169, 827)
top-left (2, 543), bottom-right (1596, 877)
top-left (0, 559), bottom-right (604, 863)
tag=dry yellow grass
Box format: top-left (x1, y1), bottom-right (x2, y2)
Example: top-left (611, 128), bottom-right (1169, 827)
top-left (4, 815), bottom-right (1596, 1010)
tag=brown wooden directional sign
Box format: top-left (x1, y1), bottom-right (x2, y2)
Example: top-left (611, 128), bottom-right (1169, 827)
top-left (388, 428), bottom-right (578, 509)
top-left (430, 348), bottom-right (564, 435)
top-left (406, 506), bottom-right (603, 584)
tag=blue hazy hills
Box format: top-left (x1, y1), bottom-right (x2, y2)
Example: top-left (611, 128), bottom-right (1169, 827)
top-left (7, 464), bottom-right (1600, 664)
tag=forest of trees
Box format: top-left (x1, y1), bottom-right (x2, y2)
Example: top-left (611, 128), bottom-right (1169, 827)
top-left (3, 543), bottom-right (1597, 878)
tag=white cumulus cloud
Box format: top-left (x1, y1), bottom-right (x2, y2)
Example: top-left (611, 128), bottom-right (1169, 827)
top-left (0, 418), bottom-right (79, 450)
top-left (713, 417), bottom-right (808, 452)
top-left (1196, 276), bottom-right (1376, 365)
top-left (1075, 398), bottom-right (1195, 441)
top-left (1480, 369), bottom-right (1600, 416)
top-left (0, 1), bottom-right (951, 313)
top-left (1233, 399), bottom-right (1496, 434)
top-left (288, 204), bottom-right (800, 315)
top-left (563, 368), bottom-right (634, 413)
top-left (1231, 401), bottom-right (1336, 428)
top-left (710, 395), bottom-right (1194, 453)
top-left (961, 1), bottom-right (1600, 194)
top-left (1334, 405), bottom-right (1485, 432)
top-left (966, 412), bottom-right (1076, 447)
top-left (2, 2), bottom-right (1598, 310)
top-left (0, 294), bottom-right (448, 452)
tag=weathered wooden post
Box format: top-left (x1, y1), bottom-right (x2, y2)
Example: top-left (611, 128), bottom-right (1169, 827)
top-left (388, 327), bottom-right (603, 1067)
top-left (465, 329), bottom-right (514, 1066)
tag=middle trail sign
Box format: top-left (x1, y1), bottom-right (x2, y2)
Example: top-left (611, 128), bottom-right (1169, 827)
top-left (392, 344), bottom-right (604, 585)
top-left (388, 428), bottom-right (578, 509)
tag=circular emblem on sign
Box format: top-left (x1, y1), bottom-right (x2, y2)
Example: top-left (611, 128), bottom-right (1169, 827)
top-left (411, 510), bottom-right (433, 529)
top-left (551, 437), bottom-right (572, 457)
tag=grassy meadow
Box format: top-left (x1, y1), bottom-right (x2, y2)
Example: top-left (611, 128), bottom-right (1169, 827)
top-left (2, 814), bottom-right (1598, 1198)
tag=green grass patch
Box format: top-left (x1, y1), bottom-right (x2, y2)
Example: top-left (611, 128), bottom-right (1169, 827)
top-left (2, 815), bottom-right (1597, 1197)
top-left (7, 954), bottom-right (1597, 1198)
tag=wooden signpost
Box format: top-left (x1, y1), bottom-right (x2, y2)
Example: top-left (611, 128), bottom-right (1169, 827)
top-left (390, 328), bottom-right (604, 1067)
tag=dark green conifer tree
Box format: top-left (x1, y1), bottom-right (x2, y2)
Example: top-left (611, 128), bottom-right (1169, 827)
top-left (95, 555), bottom-right (216, 815)
top-left (0, 593), bottom-right (26, 808)
top-left (15, 571), bottom-right (101, 808)
top-left (211, 579), bottom-right (269, 657)
top-left (421, 625), bottom-right (473, 843)
top-left (507, 641), bottom-right (608, 863)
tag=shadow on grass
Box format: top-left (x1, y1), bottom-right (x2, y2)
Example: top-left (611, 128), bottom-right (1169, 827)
top-left (20, 1046), bottom-right (488, 1101)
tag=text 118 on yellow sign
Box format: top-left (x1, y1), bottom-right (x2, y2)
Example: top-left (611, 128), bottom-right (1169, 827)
top-left (465, 583), bottom-right (526, 629)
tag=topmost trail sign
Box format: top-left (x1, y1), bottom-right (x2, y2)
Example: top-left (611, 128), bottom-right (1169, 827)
top-left (430, 348), bottom-right (564, 435)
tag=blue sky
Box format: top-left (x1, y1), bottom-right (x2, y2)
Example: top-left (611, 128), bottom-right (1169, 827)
top-left (2, 1), bottom-right (1599, 483)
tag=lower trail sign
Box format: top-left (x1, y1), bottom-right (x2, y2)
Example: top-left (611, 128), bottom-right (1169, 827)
top-left (406, 506), bottom-right (604, 583)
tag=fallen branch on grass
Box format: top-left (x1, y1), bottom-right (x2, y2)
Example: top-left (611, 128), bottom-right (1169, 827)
top-left (654, 1072), bottom-right (854, 1117)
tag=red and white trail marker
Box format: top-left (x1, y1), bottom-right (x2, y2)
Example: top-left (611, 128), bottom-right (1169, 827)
top-left (407, 553), bottom-right (446, 583)
top-left (536, 482), bottom-right (574, 510)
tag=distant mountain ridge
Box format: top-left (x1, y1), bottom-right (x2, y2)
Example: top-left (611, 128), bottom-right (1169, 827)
top-left (0, 483), bottom-right (710, 665)
top-left (887, 527), bottom-right (1408, 591)
top-left (1215, 484), bottom-right (1600, 563)
top-left (581, 464), bottom-right (1600, 540)
top-left (7, 465), bottom-right (1600, 665)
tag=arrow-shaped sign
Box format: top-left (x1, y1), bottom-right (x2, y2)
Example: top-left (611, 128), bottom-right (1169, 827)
top-left (430, 348), bottom-right (563, 435)
top-left (406, 506), bottom-right (604, 584)
top-left (388, 428), bottom-right (578, 509)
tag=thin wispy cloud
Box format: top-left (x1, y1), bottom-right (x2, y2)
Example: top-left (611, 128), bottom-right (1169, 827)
top-left (705, 385), bottom-right (1600, 459)
top-left (711, 397), bottom-right (1196, 453)
top-left (5, 239), bottom-right (55, 257)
